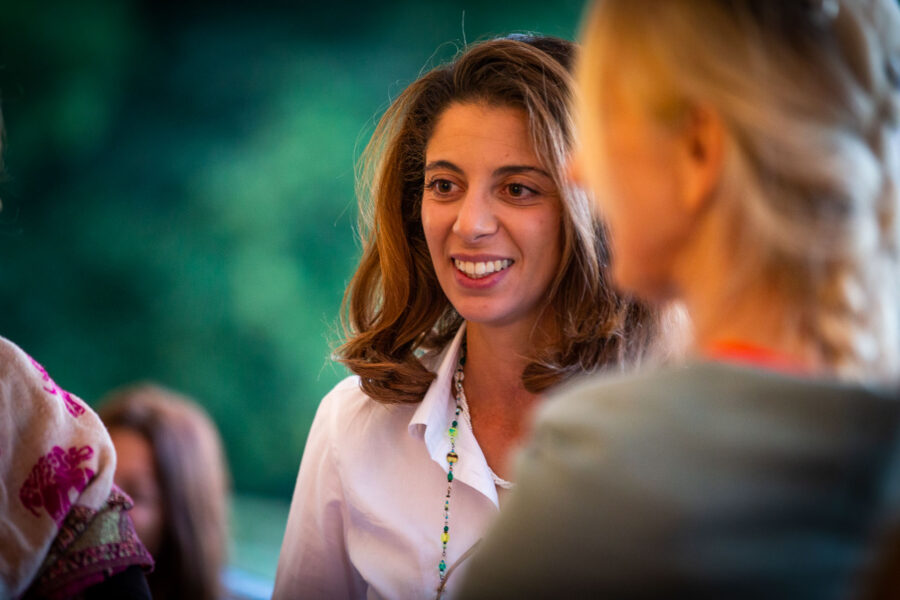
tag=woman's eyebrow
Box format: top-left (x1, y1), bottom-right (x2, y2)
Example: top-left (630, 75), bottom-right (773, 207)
top-left (493, 165), bottom-right (552, 178)
top-left (424, 160), bottom-right (464, 174)
top-left (424, 161), bottom-right (551, 179)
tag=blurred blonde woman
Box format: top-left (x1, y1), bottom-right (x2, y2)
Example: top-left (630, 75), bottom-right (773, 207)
top-left (460, 1), bottom-right (900, 598)
top-left (100, 384), bottom-right (229, 600)
top-left (274, 35), bottom-right (667, 600)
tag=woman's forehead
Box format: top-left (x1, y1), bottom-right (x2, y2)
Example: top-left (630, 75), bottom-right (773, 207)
top-left (425, 103), bottom-right (550, 171)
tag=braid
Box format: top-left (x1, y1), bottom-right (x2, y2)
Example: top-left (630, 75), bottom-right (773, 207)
top-left (772, 0), bottom-right (900, 382)
top-left (869, 95), bottom-right (900, 377)
top-left (810, 259), bottom-right (880, 378)
top-left (809, 0), bottom-right (900, 381)
top-left (858, 0), bottom-right (899, 378)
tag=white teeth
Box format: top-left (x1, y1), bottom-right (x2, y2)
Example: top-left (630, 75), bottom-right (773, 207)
top-left (453, 259), bottom-right (513, 279)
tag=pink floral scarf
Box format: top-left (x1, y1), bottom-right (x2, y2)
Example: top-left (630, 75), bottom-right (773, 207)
top-left (0, 336), bottom-right (152, 599)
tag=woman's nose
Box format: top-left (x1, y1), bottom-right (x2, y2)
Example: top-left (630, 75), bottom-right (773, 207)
top-left (452, 188), bottom-right (498, 241)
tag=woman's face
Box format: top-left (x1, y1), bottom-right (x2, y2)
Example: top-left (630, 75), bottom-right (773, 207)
top-left (574, 65), bottom-right (694, 302)
top-left (109, 427), bottom-right (164, 556)
top-left (422, 102), bottom-right (562, 330)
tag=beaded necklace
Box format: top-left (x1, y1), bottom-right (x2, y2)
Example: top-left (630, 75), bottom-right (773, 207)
top-left (437, 341), bottom-right (517, 595)
top-left (438, 343), bottom-right (465, 583)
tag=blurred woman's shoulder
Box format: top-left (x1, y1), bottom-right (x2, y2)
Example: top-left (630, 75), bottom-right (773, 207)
top-left (0, 335), bottom-right (95, 419)
top-left (0, 334), bottom-right (40, 379)
top-left (540, 361), bottom-right (900, 435)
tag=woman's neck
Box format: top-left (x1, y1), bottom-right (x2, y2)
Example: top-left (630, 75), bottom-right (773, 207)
top-left (460, 320), bottom-right (548, 479)
top-left (692, 297), bottom-right (817, 371)
top-left (671, 207), bottom-right (822, 373)
top-left (678, 261), bottom-right (821, 372)
top-left (464, 323), bottom-right (537, 403)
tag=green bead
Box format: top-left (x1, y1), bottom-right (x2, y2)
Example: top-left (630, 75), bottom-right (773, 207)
top-left (448, 427), bottom-right (457, 437)
top-left (452, 420), bottom-right (458, 427)
top-left (439, 560), bottom-right (446, 572)
top-left (444, 525), bottom-right (449, 532)
top-left (447, 471), bottom-right (454, 482)
top-left (446, 451), bottom-right (458, 464)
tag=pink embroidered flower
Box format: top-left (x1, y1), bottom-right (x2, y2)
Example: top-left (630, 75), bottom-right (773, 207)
top-left (60, 391), bottom-right (86, 418)
top-left (20, 445), bottom-right (95, 523)
top-left (29, 357), bottom-right (85, 418)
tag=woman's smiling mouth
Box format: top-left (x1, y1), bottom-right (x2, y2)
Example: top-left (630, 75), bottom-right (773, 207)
top-left (453, 258), bottom-right (514, 279)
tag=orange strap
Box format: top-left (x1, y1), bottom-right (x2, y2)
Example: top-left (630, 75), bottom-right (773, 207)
top-left (704, 339), bottom-right (809, 375)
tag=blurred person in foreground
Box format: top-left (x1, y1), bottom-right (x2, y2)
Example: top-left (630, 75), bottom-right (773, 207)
top-left (273, 35), bottom-right (672, 600)
top-left (459, 1), bottom-right (900, 598)
top-left (99, 383), bottom-right (229, 600)
top-left (0, 111), bottom-right (153, 599)
top-left (0, 348), bottom-right (154, 600)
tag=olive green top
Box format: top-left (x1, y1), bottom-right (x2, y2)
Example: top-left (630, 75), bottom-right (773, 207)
top-left (458, 362), bottom-right (900, 600)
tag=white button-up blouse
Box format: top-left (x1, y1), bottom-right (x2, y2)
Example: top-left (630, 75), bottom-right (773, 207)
top-left (273, 326), bottom-right (501, 599)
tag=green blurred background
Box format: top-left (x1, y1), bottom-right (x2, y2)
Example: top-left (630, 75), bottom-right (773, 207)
top-left (0, 0), bottom-right (583, 583)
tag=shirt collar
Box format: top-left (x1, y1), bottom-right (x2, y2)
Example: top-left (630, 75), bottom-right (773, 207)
top-left (409, 323), bottom-right (466, 447)
top-left (408, 323), bottom-right (500, 508)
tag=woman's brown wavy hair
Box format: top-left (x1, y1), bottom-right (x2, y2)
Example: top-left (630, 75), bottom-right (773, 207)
top-left (338, 35), bottom-right (661, 404)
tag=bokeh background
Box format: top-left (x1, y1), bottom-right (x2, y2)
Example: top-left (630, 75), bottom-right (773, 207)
top-left (0, 0), bottom-right (583, 587)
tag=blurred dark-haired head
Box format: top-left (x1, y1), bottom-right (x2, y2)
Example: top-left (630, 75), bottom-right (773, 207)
top-left (100, 383), bottom-right (229, 600)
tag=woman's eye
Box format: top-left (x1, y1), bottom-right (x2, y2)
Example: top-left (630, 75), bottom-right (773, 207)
top-left (505, 183), bottom-right (537, 199)
top-left (425, 178), bottom-right (458, 196)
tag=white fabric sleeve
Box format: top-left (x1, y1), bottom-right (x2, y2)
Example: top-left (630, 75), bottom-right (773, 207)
top-left (272, 381), bottom-right (366, 600)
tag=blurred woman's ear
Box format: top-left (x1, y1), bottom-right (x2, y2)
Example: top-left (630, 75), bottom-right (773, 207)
top-left (677, 104), bottom-right (725, 217)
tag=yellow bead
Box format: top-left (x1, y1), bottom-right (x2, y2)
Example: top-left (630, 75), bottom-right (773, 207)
top-left (441, 532), bottom-right (449, 543)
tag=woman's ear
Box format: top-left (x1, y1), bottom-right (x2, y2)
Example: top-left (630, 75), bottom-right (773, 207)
top-left (678, 105), bottom-right (725, 215)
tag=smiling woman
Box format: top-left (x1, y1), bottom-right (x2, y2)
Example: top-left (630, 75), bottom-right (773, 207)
top-left (273, 35), bottom-right (667, 600)
top-left (422, 102), bottom-right (562, 330)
